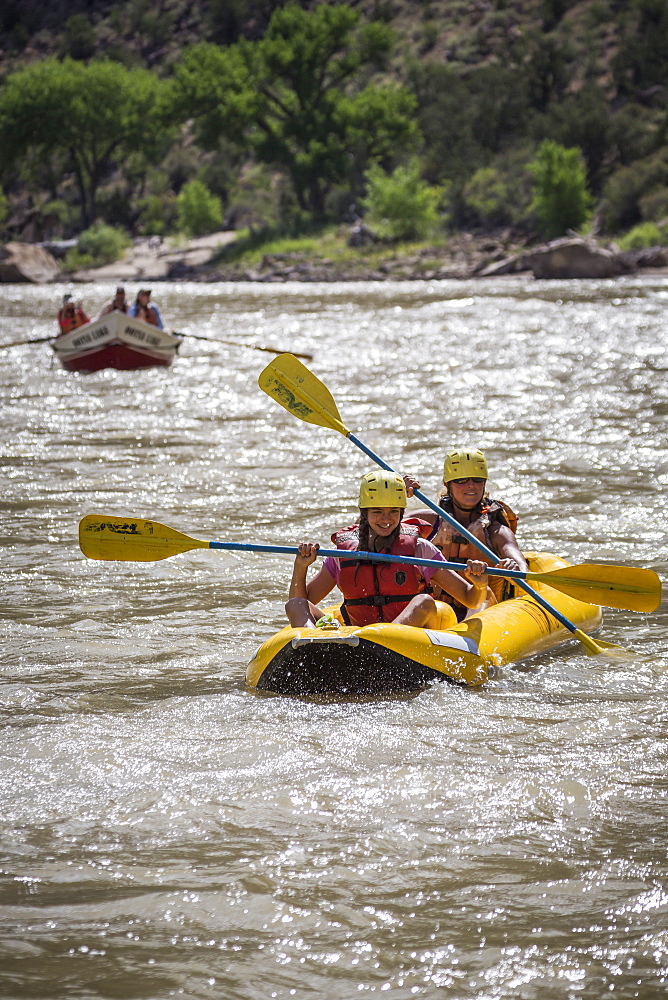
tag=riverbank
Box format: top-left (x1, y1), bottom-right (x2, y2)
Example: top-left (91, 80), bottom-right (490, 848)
top-left (70, 231), bottom-right (239, 283)
top-left (4, 228), bottom-right (667, 285)
top-left (65, 229), bottom-right (522, 283)
top-left (73, 229), bottom-right (668, 283)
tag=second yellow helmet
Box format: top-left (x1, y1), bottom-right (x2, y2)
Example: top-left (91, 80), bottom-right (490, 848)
top-left (443, 449), bottom-right (488, 483)
top-left (358, 471), bottom-right (407, 508)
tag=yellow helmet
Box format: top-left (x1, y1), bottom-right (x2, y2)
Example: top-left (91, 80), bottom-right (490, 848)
top-left (443, 449), bottom-right (488, 483)
top-left (358, 471), bottom-right (407, 508)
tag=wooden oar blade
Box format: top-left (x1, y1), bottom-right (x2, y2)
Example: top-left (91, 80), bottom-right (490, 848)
top-left (538, 563), bottom-right (662, 612)
top-left (258, 354), bottom-right (348, 434)
top-left (79, 515), bottom-right (208, 561)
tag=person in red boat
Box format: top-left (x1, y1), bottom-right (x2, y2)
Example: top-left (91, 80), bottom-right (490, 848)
top-left (285, 470), bottom-right (488, 630)
top-left (99, 285), bottom-right (128, 316)
top-left (129, 289), bottom-right (164, 329)
top-left (57, 294), bottom-right (90, 336)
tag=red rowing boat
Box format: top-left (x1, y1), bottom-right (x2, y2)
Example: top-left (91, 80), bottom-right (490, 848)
top-left (51, 312), bottom-right (182, 372)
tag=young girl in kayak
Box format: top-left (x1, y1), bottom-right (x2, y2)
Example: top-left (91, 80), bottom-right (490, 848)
top-left (285, 470), bottom-right (489, 629)
top-left (404, 448), bottom-right (527, 620)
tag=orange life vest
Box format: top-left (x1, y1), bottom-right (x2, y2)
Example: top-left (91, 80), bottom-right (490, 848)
top-left (428, 498), bottom-right (519, 606)
top-left (331, 522), bottom-right (427, 626)
top-left (138, 305), bottom-right (159, 327)
top-left (57, 308), bottom-right (90, 335)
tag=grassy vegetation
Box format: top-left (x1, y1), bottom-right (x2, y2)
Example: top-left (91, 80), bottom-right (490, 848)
top-left (211, 225), bottom-right (452, 270)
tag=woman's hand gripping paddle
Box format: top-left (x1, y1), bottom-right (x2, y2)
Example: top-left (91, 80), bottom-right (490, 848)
top-left (78, 513), bottom-right (660, 614)
top-left (258, 355), bottom-right (661, 655)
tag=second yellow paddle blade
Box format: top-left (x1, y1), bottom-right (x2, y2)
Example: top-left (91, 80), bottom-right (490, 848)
top-left (79, 514), bottom-right (208, 561)
top-left (542, 563), bottom-right (662, 613)
top-left (258, 353), bottom-right (349, 434)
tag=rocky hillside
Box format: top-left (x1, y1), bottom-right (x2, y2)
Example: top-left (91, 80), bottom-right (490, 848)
top-left (0, 1), bottom-right (634, 89)
top-left (1, 1), bottom-right (666, 254)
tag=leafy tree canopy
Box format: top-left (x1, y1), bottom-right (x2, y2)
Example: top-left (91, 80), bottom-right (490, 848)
top-left (171, 2), bottom-right (418, 218)
top-left (0, 57), bottom-right (170, 227)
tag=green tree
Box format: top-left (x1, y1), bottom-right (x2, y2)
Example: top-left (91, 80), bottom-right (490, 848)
top-left (177, 179), bottom-right (223, 236)
top-left (60, 14), bottom-right (96, 61)
top-left (406, 58), bottom-right (533, 196)
top-left (207, 0), bottom-right (277, 45)
top-left (613, 0), bottom-right (668, 95)
top-left (534, 81), bottom-right (611, 192)
top-left (407, 62), bottom-right (481, 188)
top-left (171, 2), bottom-right (417, 219)
top-left (362, 160), bottom-right (442, 240)
top-left (540, 0), bottom-right (578, 32)
top-left (463, 167), bottom-right (512, 228)
top-left (601, 152), bottom-right (668, 231)
top-left (528, 140), bottom-right (593, 238)
top-left (0, 58), bottom-right (169, 228)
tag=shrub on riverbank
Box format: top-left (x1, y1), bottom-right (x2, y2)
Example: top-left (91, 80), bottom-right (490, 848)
top-left (528, 141), bottom-right (593, 239)
top-left (362, 161), bottom-right (444, 241)
top-left (63, 223), bottom-right (130, 271)
top-left (617, 221), bottom-right (668, 251)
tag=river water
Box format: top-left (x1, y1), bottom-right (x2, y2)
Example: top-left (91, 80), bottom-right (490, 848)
top-left (1, 277), bottom-right (667, 999)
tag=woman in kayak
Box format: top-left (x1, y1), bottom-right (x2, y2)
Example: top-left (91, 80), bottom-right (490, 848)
top-left (404, 448), bottom-right (527, 620)
top-left (285, 470), bottom-right (489, 629)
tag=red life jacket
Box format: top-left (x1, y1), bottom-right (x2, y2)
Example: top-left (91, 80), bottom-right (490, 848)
top-left (331, 522), bottom-right (427, 626)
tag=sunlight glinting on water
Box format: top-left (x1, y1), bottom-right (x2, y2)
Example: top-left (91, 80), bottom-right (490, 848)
top-left (1, 277), bottom-right (668, 998)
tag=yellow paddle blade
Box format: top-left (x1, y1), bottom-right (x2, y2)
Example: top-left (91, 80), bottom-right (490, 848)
top-left (535, 563), bottom-right (662, 613)
top-left (79, 515), bottom-right (209, 561)
top-left (258, 354), bottom-right (349, 435)
top-left (570, 628), bottom-right (628, 657)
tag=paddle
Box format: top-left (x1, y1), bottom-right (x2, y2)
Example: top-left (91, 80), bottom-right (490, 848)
top-left (77, 515), bottom-right (660, 613)
top-left (174, 332), bottom-right (313, 361)
top-left (1, 333), bottom-right (314, 361)
top-left (258, 354), bottom-right (643, 655)
top-left (0, 335), bottom-right (56, 350)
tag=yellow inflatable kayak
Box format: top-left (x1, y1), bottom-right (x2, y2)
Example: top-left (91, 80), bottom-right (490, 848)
top-left (246, 552), bottom-right (603, 695)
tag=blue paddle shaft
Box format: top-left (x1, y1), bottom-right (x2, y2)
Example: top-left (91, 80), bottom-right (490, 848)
top-left (208, 540), bottom-right (527, 578)
top-left (346, 432), bottom-right (580, 635)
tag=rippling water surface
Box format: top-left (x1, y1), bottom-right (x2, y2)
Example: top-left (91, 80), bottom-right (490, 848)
top-left (1, 277), bottom-right (667, 999)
